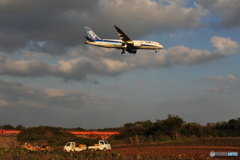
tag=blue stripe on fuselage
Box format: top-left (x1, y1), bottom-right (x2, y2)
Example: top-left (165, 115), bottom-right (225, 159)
top-left (95, 39), bottom-right (122, 43)
top-left (141, 44), bottom-right (158, 47)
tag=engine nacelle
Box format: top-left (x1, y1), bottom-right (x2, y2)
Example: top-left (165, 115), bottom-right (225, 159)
top-left (127, 49), bottom-right (137, 54)
top-left (133, 41), bottom-right (142, 47)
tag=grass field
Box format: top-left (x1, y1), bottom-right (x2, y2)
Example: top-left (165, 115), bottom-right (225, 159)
top-left (0, 136), bottom-right (239, 160)
top-left (0, 136), bottom-right (18, 148)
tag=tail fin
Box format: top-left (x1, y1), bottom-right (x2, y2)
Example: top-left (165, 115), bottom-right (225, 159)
top-left (85, 27), bottom-right (101, 41)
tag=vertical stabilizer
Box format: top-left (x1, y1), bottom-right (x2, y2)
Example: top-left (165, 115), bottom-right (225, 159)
top-left (85, 27), bottom-right (101, 41)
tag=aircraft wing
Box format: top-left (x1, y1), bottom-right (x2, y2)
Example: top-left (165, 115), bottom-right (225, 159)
top-left (113, 24), bottom-right (132, 42)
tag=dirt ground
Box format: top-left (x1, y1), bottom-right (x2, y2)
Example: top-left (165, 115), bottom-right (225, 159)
top-left (1, 136), bottom-right (239, 159)
top-left (112, 146), bottom-right (240, 160)
top-left (0, 136), bottom-right (19, 148)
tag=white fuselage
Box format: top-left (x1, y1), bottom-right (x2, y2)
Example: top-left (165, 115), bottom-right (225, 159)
top-left (86, 39), bottom-right (163, 50)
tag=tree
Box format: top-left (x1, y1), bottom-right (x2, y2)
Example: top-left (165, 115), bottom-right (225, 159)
top-left (227, 118), bottom-right (240, 136)
top-left (161, 114), bottom-right (184, 140)
top-left (181, 122), bottom-right (204, 138)
top-left (16, 125), bottom-right (26, 131)
top-left (1, 124), bottom-right (15, 129)
top-left (203, 123), bottom-right (215, 137)
top-left (228, 119), bottom-right (240, 130)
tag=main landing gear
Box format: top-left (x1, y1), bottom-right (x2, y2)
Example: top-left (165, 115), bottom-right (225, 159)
top-left (155, 49), bottom-right (158, 53)
top-left (121, 49), bottom-right (125, 54)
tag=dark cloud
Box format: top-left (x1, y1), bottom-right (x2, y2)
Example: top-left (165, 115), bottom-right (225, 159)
top-left (0, 0), bottom-right (208, 55)
top-left (198, 0), bottom-right (240, 28)
top-left (0, 78), bottom-right (114, 127)
top-left (0, 0), bottom-right (97, 54)
top-left (0, 78), bottom-right (106, 109)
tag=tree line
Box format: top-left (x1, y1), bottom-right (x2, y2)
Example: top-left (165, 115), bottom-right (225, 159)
top-left (1, 114), bottom-right (240, 144)
top-left (112, 115), bottom-right (240, 144)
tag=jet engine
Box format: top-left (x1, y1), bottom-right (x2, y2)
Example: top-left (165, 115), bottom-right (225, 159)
top-left (126, 49), bottom-right (137, 54)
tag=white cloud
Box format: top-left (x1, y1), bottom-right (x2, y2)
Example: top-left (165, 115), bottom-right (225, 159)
top-left (211, 36), bottom-right (239, 55)
top-left (227, 75), bottom-right (237, 81)
top-left (206, 86), bottom-right (229, 93)
top-left (0, 57), bottom-right (51, 77)
top-left (98, 0), bottom-right (208, 34)
top-left (169, 33), bottom-right (182, 38)
top-left (0, 36), bottom-right (238, 82)
top-left (205, 75), bottom-right (238, 83)
top-left (205, 75), bottom-right (238, 93)
top-left (45, 89), bottom-right (68, 98)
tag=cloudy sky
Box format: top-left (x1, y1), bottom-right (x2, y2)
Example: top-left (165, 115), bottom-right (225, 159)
top-left (0, 0), bottom-right (240, 129)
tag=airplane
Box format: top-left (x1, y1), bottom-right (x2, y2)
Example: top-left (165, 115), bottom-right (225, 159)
top-left (84, 24), bottom-right (163, 54)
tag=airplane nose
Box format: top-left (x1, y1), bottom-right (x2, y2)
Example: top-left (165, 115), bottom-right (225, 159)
top-left (159, 44), bottom-right (164, 49)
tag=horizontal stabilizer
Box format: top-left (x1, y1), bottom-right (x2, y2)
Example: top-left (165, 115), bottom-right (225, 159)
top-left (85, 36), bottom-right (95, 42)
